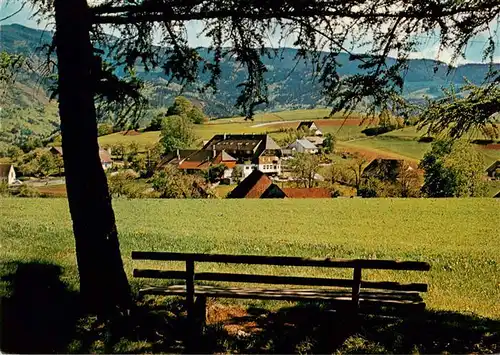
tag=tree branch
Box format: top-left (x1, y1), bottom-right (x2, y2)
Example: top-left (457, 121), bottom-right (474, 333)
top-left (91, 4), bottom-right (498, 24)
top-left (0, 3), bottom-right (26, 22)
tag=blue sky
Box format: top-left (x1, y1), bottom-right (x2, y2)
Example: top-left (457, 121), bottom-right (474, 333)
top-left (1, 0), bottom-right (499, 64)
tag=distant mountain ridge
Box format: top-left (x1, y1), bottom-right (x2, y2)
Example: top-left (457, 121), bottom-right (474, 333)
top-left (1, 23), bottom-right (499, 117)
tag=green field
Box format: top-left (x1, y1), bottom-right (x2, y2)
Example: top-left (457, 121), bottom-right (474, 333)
top-left (342, 136), bottom-right (431, 160)
top-left (97, 109), bottom-right (500, 170)
top-left (208, 108), bottom-right (334, 124)
top-left (97, 109), bottom-right (368, 148)
top-left (1, 198), bottom-right (499, 319)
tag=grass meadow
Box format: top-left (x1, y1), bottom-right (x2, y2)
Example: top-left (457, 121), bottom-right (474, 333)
top-left (97, 109), bottom-right (500, 170)
top-left (1, 198), bottom-right (499, 319)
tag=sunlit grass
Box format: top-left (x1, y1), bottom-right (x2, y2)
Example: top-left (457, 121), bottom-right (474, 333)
top-left (0, 198), bottom-right (498, 319)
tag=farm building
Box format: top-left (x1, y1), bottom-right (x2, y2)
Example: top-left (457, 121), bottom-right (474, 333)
top-left (288, 139), bottom-right (319, 154)
top-left (0, 164), bottom-right (17, 185)
top-left (158, 149), bottom-right (237, 180)
top-left (99, 149), bottom-right (113, 170)
top-left (362, 159), bottom-right (411, 182)
top-left (49, 146), bottom-right (113, 170)
top-left (228, 170), bottom-right (332, 198)
top-left (297, 121), bottom-right (323, 136)
top-left (227, 170), bottom-right (285, 198)
top-left (305, 136), bottom-right (324, 147)
top-left (203, 134), bottom-right (283, 179)
top-left (486, 160), bottom-right (500, 180)
top-left (157, 149), bottom-right (199, 169)
top-left (281, 187), bottom-right (331, 198)
top-left (179, 150), bottom-right (237, 179)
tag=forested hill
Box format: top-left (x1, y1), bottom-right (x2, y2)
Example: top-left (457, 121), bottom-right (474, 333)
top-left (1, 23), bottom-right (499, 117)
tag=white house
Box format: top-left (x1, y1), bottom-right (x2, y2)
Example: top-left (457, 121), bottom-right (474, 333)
top-left (288, 139), bottom-right (319, 154)
top-left (98, 149), bottom-right (113, 170)
top-left (297, 121), bottom-right (323, 136)
top-left (0, 164), bottom-right (17, 185)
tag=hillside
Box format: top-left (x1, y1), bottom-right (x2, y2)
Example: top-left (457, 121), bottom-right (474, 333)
top-left (1, 23), bottom-right (499, 145)
top-left (2, 24), bottom-right (499, 112)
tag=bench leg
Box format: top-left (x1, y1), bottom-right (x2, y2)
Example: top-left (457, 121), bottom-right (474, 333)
top-left (185, 296), bottom-right (206, 353)
top-left (194, 295), bottom-right (207, 332)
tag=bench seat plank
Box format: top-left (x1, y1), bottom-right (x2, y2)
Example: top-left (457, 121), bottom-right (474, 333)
top-left (139, 285), bottom-right (424, 304)
top-left (134, 269), bottom-right (428, 292)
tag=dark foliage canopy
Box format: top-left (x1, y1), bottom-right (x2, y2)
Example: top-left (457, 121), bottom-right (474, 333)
top-left (29, 0), bottom-right (500, 124)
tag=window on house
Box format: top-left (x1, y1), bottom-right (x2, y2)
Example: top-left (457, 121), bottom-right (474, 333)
top-left (274, 165), bottom-right (277, 170)
top-left (245, 166), bottom-right (250, 170)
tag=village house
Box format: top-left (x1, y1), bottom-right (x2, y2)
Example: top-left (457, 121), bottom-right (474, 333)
top-left (158, 149), bottom-right (199, 169)
top-left (227, 170), bottom-right (285, 198)
top-left (228, 170), bottom-right (331, 198)
top-left (486, 160), bottom-right (500, 180)
top-left (297, 121), bottom-right (323, 136)
top-left (158, 148), bottom-right (239, 182)
top-left (0, 164), bottom-right (17, 185)
top-left (49, 146), bottom-right (113, 171)
top-left (305, 136), bottom-right (324, 148)
top-left (288, 139), bottom-right (319, 154)
top-left (281, 187), bottom-right (331, 198)
top-left (202, 134), bottom-right (283, 179)
top-left (178, 149), bottom-right (237, 179)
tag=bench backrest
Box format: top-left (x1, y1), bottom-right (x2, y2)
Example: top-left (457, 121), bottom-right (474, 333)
top-left (132, 251), bottom-right (430, 294)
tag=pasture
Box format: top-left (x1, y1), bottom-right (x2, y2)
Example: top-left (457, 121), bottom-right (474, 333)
top-left (1, 198), bottom-right (499, 319)
top-left (97, 109), bottom-right (500, 168)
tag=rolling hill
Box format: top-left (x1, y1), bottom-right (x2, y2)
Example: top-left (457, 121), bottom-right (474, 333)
top-left (1, 23), bottom-right (499, 144)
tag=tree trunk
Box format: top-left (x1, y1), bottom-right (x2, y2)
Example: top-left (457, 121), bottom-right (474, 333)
top-left (54, 0), bottom-right (131, 316)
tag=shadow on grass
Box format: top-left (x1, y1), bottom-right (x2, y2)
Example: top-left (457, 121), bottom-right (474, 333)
top-left (1, 261), bottom-right (499, 354)
top-left (200, 303), bottom-right (500, 354)
top-left (0, 261), bottom-right (81, 353)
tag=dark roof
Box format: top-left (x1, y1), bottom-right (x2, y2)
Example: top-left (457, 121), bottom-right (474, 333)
top-left (282, 188), bottom-right (331, 198)
top-left (494, 190), bottom-right (500, 198)
top-left (228, 169), bottom-right (277, 198)
top-left (486, 160), bottom-right (500, 173)
top-left (49, 146), bottom-right (63, 155)
top-left (202, 134), bottom-right (281, 163)
top-left (362, 159), bottom-right (406, 182)
top-left (0, 164), bottom-right (13, 178)
top-left (260, 184), bottom-right (287, 198)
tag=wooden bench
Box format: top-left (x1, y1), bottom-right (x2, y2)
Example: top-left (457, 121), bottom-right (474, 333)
top-left (132, 251), bottom-right (430, 325)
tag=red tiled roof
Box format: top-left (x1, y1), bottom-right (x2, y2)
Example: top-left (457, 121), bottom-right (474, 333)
top-left (99, 149), bottom-right (113, 163)
top-left (179, 160), bottom-right (211, 170)
top-left (228, 170), bottom-right (273, 198)
top-left (282, 188), bottom-right (331, 198)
